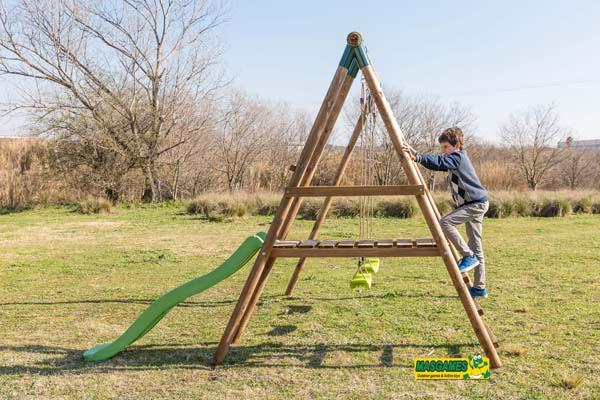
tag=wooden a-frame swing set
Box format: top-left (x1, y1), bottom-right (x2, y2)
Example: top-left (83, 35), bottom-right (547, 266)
top-left (212, 32), bottom-right (502, 369)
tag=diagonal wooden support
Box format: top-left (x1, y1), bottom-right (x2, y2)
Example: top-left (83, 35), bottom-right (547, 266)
top-left (285, 113), bottom-right (365, 295)
top-left (211, 63), bottom-right (350, 365)
top-left (230, 67), bottom-right (358, 344)
top-left (360, 62), bottom-right (502, 368)
top-left (413, 162), bottom-right (497, 344)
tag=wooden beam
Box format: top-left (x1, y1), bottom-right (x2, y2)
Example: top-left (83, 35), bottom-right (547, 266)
top-left (211, 65), bottom-right (349, 366)
top-left (285, 185), bottom-right (424, 197)
top-left (285, 112), bottom-right (366, 295)
top-left (272, 247), bottom-right (440, 258)
top-left (229, 69), bottom-right (358, 346)
top-left (361, 62), bottom-right (502, 369)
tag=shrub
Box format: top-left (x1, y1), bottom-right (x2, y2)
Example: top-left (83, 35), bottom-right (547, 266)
top-left (572, 198), bottom-right (592, 214)
top-left (187, 197), bottom-right (218, 219)
top-left (298, 199), bottom-right (322, 220)
top-left (485, 200), bottom-right (502, 218)
top-left (218, 200), bottom-right (248, 218)
top-left (511, 197), bottom-right (531, 217)
top-left (331, 198), bottom-right (359, 218)
top-left (592, 202), bottom-right (600, 214)
top-left (75, 198), bottom-right (112, 214)
top-left (434, 198), bottom-right (453, 215)
top-left (537, 199), bottom-right (570, 217)
top-left (558, 199), bottom-right (572, 216)
top-left (378, 199), bottom-right (416, 218)
top-left (500, 200), bottom-right (514, 217)
top-left (255, 196), bottom-right (279, 216)
top-left (538, 201), bottom-right (561, 217)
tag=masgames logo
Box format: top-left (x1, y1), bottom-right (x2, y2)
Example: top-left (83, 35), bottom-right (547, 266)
top-left (414, 354), bottom-right (491, 380)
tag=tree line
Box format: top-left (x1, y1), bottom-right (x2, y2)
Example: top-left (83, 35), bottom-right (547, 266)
top-left (0, 0), bottom-right (598, 208)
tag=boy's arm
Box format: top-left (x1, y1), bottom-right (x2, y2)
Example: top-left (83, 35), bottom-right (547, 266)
top-left (415, 152), bottom-right (462, 171)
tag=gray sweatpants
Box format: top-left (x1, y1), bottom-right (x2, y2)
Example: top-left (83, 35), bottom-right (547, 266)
top-left (439, 201), bottom-right (489, 289)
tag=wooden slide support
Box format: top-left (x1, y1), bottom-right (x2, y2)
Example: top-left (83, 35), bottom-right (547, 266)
top-left (212, 32), bottom-right (502, 368)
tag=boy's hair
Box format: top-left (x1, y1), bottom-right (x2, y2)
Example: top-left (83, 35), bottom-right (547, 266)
top-left (438, 127), bottom-right (464, 148)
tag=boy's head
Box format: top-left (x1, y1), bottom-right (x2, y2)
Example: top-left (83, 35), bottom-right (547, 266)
top-left (438, 127), bottom-right (464, 155)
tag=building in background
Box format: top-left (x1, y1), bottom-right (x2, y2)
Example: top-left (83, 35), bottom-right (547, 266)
top-left (558, 138), bottom-right (600, 151)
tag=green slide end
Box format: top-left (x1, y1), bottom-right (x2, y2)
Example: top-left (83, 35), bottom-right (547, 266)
top-left (83, 232), bottom-right (266, 362)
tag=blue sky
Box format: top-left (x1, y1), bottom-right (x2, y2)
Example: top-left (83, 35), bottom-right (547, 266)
top-left (1, 0), bottom-right (599, 143)
top-left (222, 0), bottom-right (600, 143)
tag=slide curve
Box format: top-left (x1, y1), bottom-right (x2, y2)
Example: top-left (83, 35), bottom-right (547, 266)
top-left (83, 232), bottom-right (266, 361)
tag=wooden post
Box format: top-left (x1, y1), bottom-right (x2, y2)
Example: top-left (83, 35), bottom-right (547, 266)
top-left (211, 65), bottom-right (349, 365)
top-left (277, 72), bottom-right (357, 239)
top-left (285, 113), bottom-right (365, 294)
top-left (361, 63), bottom-right (502, 368)
top-left (413, 161), bottom-right (465, 268)
top-left (230, 71), bottom-right (358, 344)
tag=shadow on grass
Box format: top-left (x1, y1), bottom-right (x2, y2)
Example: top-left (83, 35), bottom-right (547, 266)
top-left (266, 325), bottom-right (297, 336)
top-left (0, 341), bottom-right (476, 375)
top-left (312, 292), bottom-right (457, 301)
top-left (0, 290), bottom-right (454, 309)
top-left (0, 298), bottom-right (237, 308)
top-left (0, 206), bottom-right (29, 215)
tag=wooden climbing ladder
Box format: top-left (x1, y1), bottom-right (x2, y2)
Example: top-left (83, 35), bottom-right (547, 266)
top-left (212, 32), bottom-right (502, 369)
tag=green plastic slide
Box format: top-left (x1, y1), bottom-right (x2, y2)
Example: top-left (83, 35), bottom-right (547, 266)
top-left (83, 232), bottom-right (266, 361)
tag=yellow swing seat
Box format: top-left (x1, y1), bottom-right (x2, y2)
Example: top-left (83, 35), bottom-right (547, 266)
top-left (362, 257), bottom-right (380, 273)
top-left (349, 271), bottom-right (372, 289)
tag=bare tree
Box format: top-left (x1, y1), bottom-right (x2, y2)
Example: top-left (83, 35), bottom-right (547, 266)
top-left (500, 104), bottom-right (566, 190)
top-left (212, 91), bottom-right (273, 192)
top-left (343, 88), bottom-right (476, 188)
top-left (0, 0), bottom-right (226, 202)
top-left (559, 136), bottom-right (597, 190)
top-left (257, 106), bottom-right (308, 191)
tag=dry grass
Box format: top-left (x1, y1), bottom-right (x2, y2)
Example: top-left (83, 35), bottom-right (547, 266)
top-left (75, 198), bottom-right (113, 214)
top-left (560, 375), bottom-right (585, 389)
top-left (502, 344), bottom-right (527, 357)
top-left (184, 190), bottom-right (600, 221)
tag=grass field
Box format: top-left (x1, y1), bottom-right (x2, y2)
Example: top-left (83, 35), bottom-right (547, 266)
top-left (0, 205), bottom-right (599, 399)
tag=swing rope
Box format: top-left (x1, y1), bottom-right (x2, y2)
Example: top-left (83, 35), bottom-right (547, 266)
top-left (350, 75), bottom-right (380, 289)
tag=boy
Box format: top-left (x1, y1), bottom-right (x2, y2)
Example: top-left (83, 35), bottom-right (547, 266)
top-left (401, 127), bottom-right (490, 298)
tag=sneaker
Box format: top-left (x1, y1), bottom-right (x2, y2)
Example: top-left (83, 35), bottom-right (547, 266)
top-left (458, 255), bottom-right (480, 273)
top-left (469, 286), bottom-right (488, 298)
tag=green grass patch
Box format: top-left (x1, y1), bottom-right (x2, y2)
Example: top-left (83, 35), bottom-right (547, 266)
top-left (0, 208), bottom-right (599, 399)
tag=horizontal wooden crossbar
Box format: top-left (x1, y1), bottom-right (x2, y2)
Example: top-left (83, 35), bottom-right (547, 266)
top-left (274, 238), bottom-right (436, 248)
top-left (272, 247), bottom-right (439, 257)
top-left (271, 237), bottom-right (439, 258)
top-left (285, 185), bottom-right (424, 197)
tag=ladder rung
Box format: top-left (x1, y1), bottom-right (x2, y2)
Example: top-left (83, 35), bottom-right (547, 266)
top-left (318, 240), bottom-right (337, 248)
top-left (273, 240), bottom-right (301, 248)
top-left (396, 239), bottom-right (413, 248)
top-left (337, 240), bottom-right (357, 248)
top-left (298, 240), bottom-right (320, 248)
top-left (357, 239), bottom-right (375, 248)
top-left (415, 238), bottom-right (436, 248)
